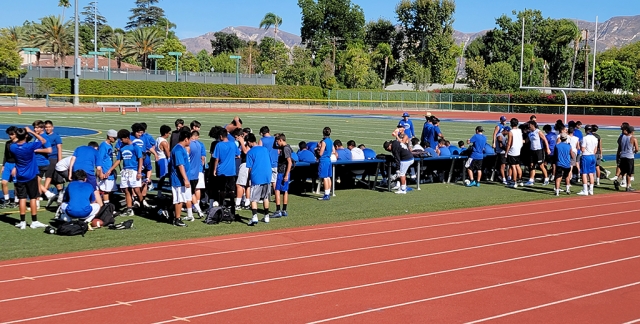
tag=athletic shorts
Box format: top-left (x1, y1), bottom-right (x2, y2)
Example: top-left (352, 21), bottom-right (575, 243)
top-left (555, 167), bottom-right (571, 180)
top-left (2, 162), bottom-right (15, 182)
top-left (120, 169), bottom-right (141, 188)
top-left (398, 159), bottom-right (414, 176)
top-left (619, 157), bottom-right (634, 176)
top-left (143, 155), bottom-right (153, 172)
top-left (236, 163), bottom-right (249, 186)
top-left (507, 155), bottom-right (521, 166)
top-left (595, 154), bottom-right (602, 166)
top-left (545, 154), bottom-right (556, 165)
top-left (38, 165), bottom-right (48, 178)
top-left (214, 175), bottom-right (237, 193)
top-left (497, 154), bottom-right (507, 165)
top-left (98, 179), bottom-right (117, 193)
top-left (271, 167), bottom-right (277, 183)
top-left (466, 159), bottom-right (483, 172)
top-left (318, 159), bottom-right (332, 179)
top-left (155, 159), bottom-right (169, 178)
top-left (197, 172), bottom-right (206, 189)
top-left (531, 150), bottom-right (544, 165)
top-left (56, 170), bottom-right (69, 183)
top-left (250, 183), bottom-right (271, 202)
top-left (570, 153), bottom-right (577, 167)
top-left (14, 177), bottom-right (39, 200)
top-left (172, 186), bottom-right (192, 204)
top-left (580, 155), bottom-right (596, 175)
top-left (275, 173), bottom-right (290, 192)
top-left (45, 158), bottom-right (58, 178)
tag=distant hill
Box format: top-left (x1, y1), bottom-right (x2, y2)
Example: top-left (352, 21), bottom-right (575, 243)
top-left (181, 15), bottom-right (640, 54)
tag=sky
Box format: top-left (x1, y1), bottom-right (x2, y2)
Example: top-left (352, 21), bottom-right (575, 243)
top-left (1, 0), bottom-right (635, 39)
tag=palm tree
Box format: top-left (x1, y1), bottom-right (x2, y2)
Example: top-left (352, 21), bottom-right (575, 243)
top-left (373, 43), bottom-right (393, 89)
top-left (109, 33), bottom-right (132, 70)
top-left (1, 26), bottom-right (23, 46)
top-left (31, 15), bottom-right (73, 68)
top-left (126, 27), bottom-right (162, 69)
top-left (58, 0), bottom-right (71, 22)
top-left (259, 13), bottom-right (282, 42)
top-left (569, 31), bottom-right (583, 87)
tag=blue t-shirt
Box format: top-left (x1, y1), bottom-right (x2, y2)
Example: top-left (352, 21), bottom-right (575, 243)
top-left (297, 149), bottom-right (316, 163)
top-left (431, 125), bottom-right (442, 149)
top-left (574, 129), bottom-right (584, 143)
top-left (143, 133), bottom-right (155, 151)
top-left (72, 146), bottom-right (99, 176)
top-left (188, 140), bottom-right (203, 180)
top-left (213, 140), bottom-right (240, 177)
top-left (421, 123), bottom-right (433, 145)
top-left (47, 132), bottom-right (62, 159)
top-left (425, 147), bottom-right (438, 157)
top-left (363, 148), bottom-right (377, 160)
top-left (555, 142), bottom-right (572, 169)
top-left (246, 146), bottom-right (272, 185)
top-left (483, 143), bottom-right (495, 155)
top-left (131, 135), bottom-right (146, 152)
top-left (469, 134), bottom-right (486, 159)
top-left (306, 142), bottom-right (318, 152)
top-left (64, 181), bottom-right (95, 218)
top-left (35, 133), bottom-right (51, 167)
top-left (320, 138), bottom-right (333, 160)
top-left (336, 148), bottom-right (352, 161)
top-left (546, 132), bottom-right (558, 153)
top-left (118, 144), bottom-right (143, 170)
top-left (98, 142), bottom-right (115, 180)
top-left (170, 144), bottom-right (190, 186)
top-left (261, 136), bottom-right (279, 168)
top-left (10, 141), bottom-right (42, 182)
top-left (438, 146), bottom-right (451, 157)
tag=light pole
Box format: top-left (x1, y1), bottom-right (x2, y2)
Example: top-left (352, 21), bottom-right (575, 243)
top-left (93, 1), bottom-right (98, 72)
top-left (229, 55), bottom-right (241, 85)
top-left (21, 48), bottom-right (39, 70)
top-left (100, 47), bottom-right (115, 80)
top-left (168, 52), bottom-right (182, 82)
top-left (148, 54), bottom-right (164, 75)
top-left (88, 51), bottom-right (105, 73)
top-left (73, 0), bottom-right (80, 106)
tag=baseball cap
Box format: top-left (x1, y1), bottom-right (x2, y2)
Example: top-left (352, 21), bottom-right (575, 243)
top-left (503, 126), bottom-right (511, 132)
top-left (500, 116), bottom-right (507, 122)
top-left (476, 126), bottom-right (484, 132)
top-left (402, 112), bottom-right (410, 117)
top-left (107, 129), bottom-right (117, 138)
top-left (560, 133), bottom-right (568, 140)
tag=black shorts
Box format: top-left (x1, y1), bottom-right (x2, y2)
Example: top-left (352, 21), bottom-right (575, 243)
top-left (545, 154), bottom-right (556, 165)
top-left (214, 175), bottom-right (237, 193)
top-left (507, 155), bottom-right (521, 166)
top-left (531, 150), bottom-right (544, 165)
top-left (595, 154), bottom-right (602, 166)
top-left (45, 158), bottom-right (58, 178)
top-left (38, 165), bottom-right (48, 178)
top-left (189, 179), bottom-right (199, 190)
top-left (555, 167), bottom-right (571, 179)
top-left (15, 177), bottom-right (40, 200)
top-left (619, 158), bottom-right (634, 176)
top-left (469, 159), bottom-right (483, 171)
top-left (497, 153), bottom-right (507, 165)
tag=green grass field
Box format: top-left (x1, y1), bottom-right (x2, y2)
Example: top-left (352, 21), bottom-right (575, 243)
top-left (0, 111), bottom-right (628, 261)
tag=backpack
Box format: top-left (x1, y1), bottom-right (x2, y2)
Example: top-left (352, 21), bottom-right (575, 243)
top-left (57, 220), bottom-right (89, 237)
top-left (205, 206), bottom-right (235, 224)
top-left (97, 203), bottom-right (116, 226)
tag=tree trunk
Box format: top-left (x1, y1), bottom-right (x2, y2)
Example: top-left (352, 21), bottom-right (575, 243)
top-left (569, 39), bottom-right (579, 87)
top-left (382, 56), bottom-right (388, 90)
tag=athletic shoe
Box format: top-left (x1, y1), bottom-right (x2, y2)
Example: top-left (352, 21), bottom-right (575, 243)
top-left (30, 221), bottom-right (47, 229)
top-left (281, 211), bottom-right (288, 217)
top-left (614, 180), bottom-right (620, 191)
top-left (158, 209), bottom-right (169, 220)
top-left (173, 218), bottom-right (187, 227)
top-left (243, 202), bottom-right (250, 209)
top-left (524, 180), bottom-right (535, 186)
top-left (54, 206), bottom-right (63, 219)
top-left (577, 190), bottom-right (589, 196)
top-left (183, 215), bottom-right (195, 222)
top-left (627, 187), bottom-right (636, 192)
top-left (119, 208), bottom-right (134, 217)
top-left (474, 181), bottom-right (480, 187)
top-left (262, 215), bottom-right (270, 223)
top-left (517, 181), bottom-right (524, 187)
top-left (621, 180), bottom-right (628, 187)
top-left (589, 190), bottom-right (594, 195)
top-left (197, 211), bottom-right (205, 219)
top-left (212, 201), bottom-right (219, 207)
top-left (605, 170), bottom-right (612, 178)
top-left (391, 183), bottom-right (400, 190)
top-left (15, 221), bottom-right (26, 230)
top-left (248, 216), bottom-right (258, 226)
top-left (46, 194), bottom-right (58, 208)
top-left (143, 200), bottom-right (155, 209)
top-left (610, 176), bottom-right (619, 181)
top-left (566, 189), bottom-right (571, 195)
top-left (510, 182), bottom-right (518, 189)
top-left (502, 179), bottom-right (508, 185)
top-left (133, 201), bottom-right (141, 208)
top-left (235, 205), bottom-right (242, 211)
top-left (318, 195), bottom-right (330, 201)
top-left (465, 181), bottom-right (474, 187)
top-left (542, 179), bottom-right (549, 186)
top-left (395, 189), bottom-right (407, 194)
top-left (272, 210), bottom-right (282, 218)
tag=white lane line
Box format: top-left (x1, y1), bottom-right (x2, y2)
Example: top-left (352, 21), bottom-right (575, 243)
top-left (465, 281), bottom-right (640, 323)
top-left (306, 255), bottom-right (640, 324)
top-left (624, 319), bottom-right (640, 324)
top-left (3, 217), bottom-right (639, 304)
top-left (0, 196), bottom-right (629, 269)
top-left (6, 234), bottom-right (640, 324)
top-left (0, 203), bottom-right (632, 284)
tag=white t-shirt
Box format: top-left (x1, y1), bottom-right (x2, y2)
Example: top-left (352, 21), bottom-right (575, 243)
top-left (350, 147), bottom-right (365, 161)
top-left (581, 134), bottom-right (598, 156)
top-left (508, 128), bottom-right (523, 156)
top-left (55, 156), bottom-right (72, 172)
top-left (569, 135), bottom-right (579, 154)
top-left (155, 137), bottom-right (168, 160)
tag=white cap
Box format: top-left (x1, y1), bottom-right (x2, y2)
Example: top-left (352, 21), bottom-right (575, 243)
top-left (107, 129), bottom-right (117, 138)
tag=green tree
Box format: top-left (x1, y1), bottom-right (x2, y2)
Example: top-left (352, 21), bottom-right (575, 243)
top-left (0, 26), bottom-right (24, 47)
top-left (371, 42), bottom-right (394, 88)
top-left (126, 0), bottom-right (166, 30)
top-left (596, 60), bottom-right (634, 92)
top-left (181, 52), bottom-right (200, 72)
top-left (487, 61), bottom-right (518, 91)
top-left (196, 49), bottom-right (212, 72)
top-left (58, 0), bottom-right (71, 22)
top-left (395, 0), bottom-right (456, 84)
top-left (31, 15), bottom-right (73, 68)
top-left (257, 37), bottom-right (289, 74)
top-left (156, 17), bottom-right (177, 39)
top-left (259, 13), bottom-right (283, 42)
top-left (126, 27), bottom-right (162, 69)
top-left (81, 2), bottom-right (108, 28)
top-left (210, 53), bottom-right (236, 73)
top-left (210, 32), bottom-right (246, 56)
top-left (402, 58), bottom-right (431, 91)
top-left (279, 47), bottom-right (321, 86)
top-left (155, 38), bottom-right (187, 71)
top-left (108, 33), bottom-right (132, 70)
top-left (0, 36), bottom-right (23, 78)
top-left (465, 56), bottom-right (489, 90)
top-left (298, 0), bottom-right (366, 53)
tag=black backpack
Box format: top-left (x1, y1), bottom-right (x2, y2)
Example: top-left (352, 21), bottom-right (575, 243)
top-left (57, 220), bottom-right (89, 237)
top-left (97, 203), bottom-right (116, 226)
top-left (205, 206), bottom-right (235, 224)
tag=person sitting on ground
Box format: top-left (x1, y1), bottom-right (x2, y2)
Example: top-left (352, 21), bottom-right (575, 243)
top-left (347, 140), bottom-right (364, 161)
top-left (296, 141), bottom-right (317, 163)
top-left (58, 170), bottom-right (101, 223)
top-left (334, 140), bottom-right (352, 161)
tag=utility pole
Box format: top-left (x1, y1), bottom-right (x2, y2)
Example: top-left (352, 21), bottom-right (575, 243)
top-left (543, 60), bottom-right (548, 87)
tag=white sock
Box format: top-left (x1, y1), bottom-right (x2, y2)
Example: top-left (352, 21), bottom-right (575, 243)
top-left (566, 185), bottom-right (571, 191)
top-left (14, 197), bottom-right (19, 203)
top-left (583, 184), bottom-right (588, 192)
top-left (3, 194), bottom-right (8, 201)
top-left (589, 184), bottom-right (594, 191)
top-left (544, 178), bottom-right (549, 182)
top-left (187, 208), bottom-right (193, 218)
top-left (194, 204), bottom-right (202, 213)
top-left (324, 189), bottom-right (330, 195)
top-left (45, 191), bottom-right (55, 199)
top-left (235, 198), bottom-right (241, 206)
top-left (401, 185), bottom-right (407, 191)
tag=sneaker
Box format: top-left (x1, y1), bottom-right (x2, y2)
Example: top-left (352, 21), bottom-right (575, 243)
top-left (173, 218), bottom-right (187, 227)
top-left (248, 216), bottom-right (258, 226)
top-left (243, 202), bottom-right (250, 209)
top-left (543, 179), bottom-right (549, 186)
top-left (566, 189), bottom-right (571, 195)
top-left (46, 194), bottom-right (58, 208)
top-left (627, 187), bottom-right (636, 192)
top-left (272, 210), bottom-right (282, 218)
top-left (524, 180), bottom-right (535, 186)
top-left (196, 211), bottom-right (205, 219)
top-left (555, 189), bottom-right (560, 196)
top-left (133, 201), bottom-right (141, 208)
top-left (610, 176), bottom-right (619, 181)
top-left (589, 190), bottom-right (594, 195)
top-left (119, 209), bottom-right (134, 217)
top-left (183, 215), bottom-right (195, 222)
top-left (212, 201), bottom-right (219, 207)
top-left (318, 195), bottom-right (330, 201)
top-left (466, 181), bottom-right (474, 187)
top-left (262, 215), bottom-right (270, 223)
top-left (502, 179), bottom-right (508, 185)
top-left (510, 182), bottom-right (518, 189)
top-left (577, 190), bottom-right (589, 196)
top-left (605, 170), bottom-right (612, 178)
top-left (15, 221), bottom-right (26, 230)
top-left (614, 180), bottom-right (620, 191)
top-left (281, 211), bottom-right (288, 217)
top-left (30, 221), bottom-right (47, 229)
top-left (391, 183), bottom-right (400, 190)
top-left (394, 189), bottom-right (407, 194)
top-left (235, 205), bottom-right (242, 211)
top-left (474, 181), bottom-right (480, 187)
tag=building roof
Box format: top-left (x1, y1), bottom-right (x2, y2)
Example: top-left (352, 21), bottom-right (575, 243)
top-left (22, 55), bottom-right (143, 70)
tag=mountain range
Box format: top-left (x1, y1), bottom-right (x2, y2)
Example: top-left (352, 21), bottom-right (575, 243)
top-left (181, 15), bottom-right (640, 54)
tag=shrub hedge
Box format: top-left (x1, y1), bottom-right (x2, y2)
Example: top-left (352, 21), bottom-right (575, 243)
top-left (0, 85), bottom-right (26, 97)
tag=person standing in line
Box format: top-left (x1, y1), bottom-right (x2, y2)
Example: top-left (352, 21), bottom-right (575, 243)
top-left (577, 125), bottom-right (599, 196)
top-left (317, 127), bottom-right (335, 201)
top-left (169, 130), bottom-right (192, 227)
top-left (245, 133), bottom-right (273, 225)
top-left (97, 130), bottom-right (118, 206)
top-left (614, 125), bottom-right (638, 192)
top-left (155, 125), bottom-right (172, 198)
top-left (105, 130), bottom-right (143, 217)
top-left (398, 112), bottom-right (416, 139)
top-left (492, 116), bottom-right (508, 149)
top-left (42, 120), bottom-right (63, 206)
top-left (466, 126), bottom-right (486, 187)
top-left (553, 133), bottom-right (575, 195)
top-left (258, 126), bottom-right (279, 192)
top-left (11, 127), bottom-right (48, 229)
top-left (273, 134), bottom-right (293, 218)
top-left (169, 119), bottom-right (184, 150)
top-left (1, 126), bottom-right (18, 208)
top-left (525, 121), bottom-right (551, 186)
top-left (505, 118), bottom-right (524, 188)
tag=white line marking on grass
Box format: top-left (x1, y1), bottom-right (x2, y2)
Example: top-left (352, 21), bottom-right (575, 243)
top-left (465, 281), bottom-right (640, 323)
top-left (0, 196), bottom-right (634, 270)
top-left (2, 214), bottom-right (639, 304)
top-left (0, 202), bottom-right (633, 284)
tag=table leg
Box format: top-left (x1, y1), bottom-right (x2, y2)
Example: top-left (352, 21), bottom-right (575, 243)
top-left (417, 159), bottom-right (421, 190)
top-left (447, 159), bottom-right (455, 184)
top-left (332, 165), bottom-right (336, 197)
top-left (373, 162), bottom-right (380, 190)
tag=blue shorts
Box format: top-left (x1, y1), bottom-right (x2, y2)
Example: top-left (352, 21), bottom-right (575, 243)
top-left (580, 155), bottom-right (596, 175)
top-left (318, 159), bottom-right (332, 179)
top-left (2, 162), bottom-right (15, 182)
top-left (143, 156), bottom-right (153, 172)
top-left (156, 159), bottom-right (168, 178)
top-left (275, 173), bottom-right (290, 192)
top-left (86, 174), bottom-right (98, 190)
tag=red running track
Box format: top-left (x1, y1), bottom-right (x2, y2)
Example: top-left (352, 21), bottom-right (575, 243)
top-left (1, 193), bottom-right (640, 323)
